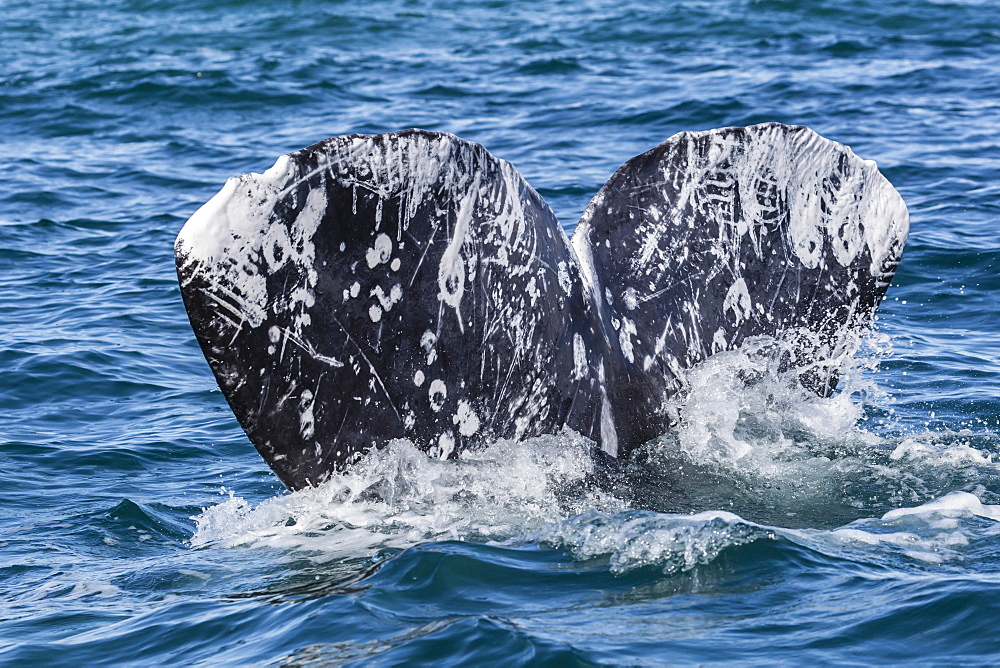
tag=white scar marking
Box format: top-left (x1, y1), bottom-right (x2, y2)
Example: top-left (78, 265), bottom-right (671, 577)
top-left (724, 278), bottom-right (752, 325)
top-left (619, 318), bottom-right (637, 363)
top-left (437, 174), bottom-right (479, 333)
top-left (370, 283), bottom-right (403, 312)
top-left (572, 333), bottom-right (587, 380)
top-left (437, 431), bottom-right (455, 459)
top-left (366, 233), bottom-right (392, 269)
top-left (299, 389), bottom-right (315, 439)
top-left (453, 400), bottom-right (480, 436)
top-left (600, 393), bottom-right (618, 457)
top-left (429, 379), bottom-right (447, 411)
top-left (623, 287), bottom-right (638, 310)
top-left (421, 329), bottom-right (438, 365)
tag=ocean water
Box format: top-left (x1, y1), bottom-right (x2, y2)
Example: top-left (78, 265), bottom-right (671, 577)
top-left (2, 0), bottom-right (999, 664)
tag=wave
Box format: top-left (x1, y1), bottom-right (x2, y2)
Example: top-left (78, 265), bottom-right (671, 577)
top-left (192, 333), bottom-right (1000, 571)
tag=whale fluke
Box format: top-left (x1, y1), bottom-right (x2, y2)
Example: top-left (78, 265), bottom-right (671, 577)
top-left (574, 124), bottom-right (909, 417)
top-left (176, 124), bottom-right (908, 490)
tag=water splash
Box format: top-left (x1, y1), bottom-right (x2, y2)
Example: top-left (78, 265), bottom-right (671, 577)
top-left (192, 333), bottom-right (999, 561)
top-left (669, 331), bottom-right (885, 471)
top-left (191, 431), bottom-right (625, 556)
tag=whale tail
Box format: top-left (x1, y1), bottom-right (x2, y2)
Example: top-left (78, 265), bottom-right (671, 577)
top-left (176, 123), bottom-right (908, 490)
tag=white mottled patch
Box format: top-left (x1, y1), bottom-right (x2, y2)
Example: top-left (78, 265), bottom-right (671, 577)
top-left (421, 329), bottom-right (437, 365)
top-left (437, 176), bottom-right (479, 331)
top-left (525, 276), bottom-right (540, 305)
top-left (414, 370), bottom-right (425, 387)
top-left (712, 328), bottom-right (727, 352)
top-left (299, 389), bottom-right (315, 439)
top-left (557, 261), bottom-right (571, 294)
top-left (514, 414), bottom-right (529, 440)
top-left (619, 318), bottom-right (637, 363)
top-left (600, 392), bottom-right (618, 457)
top-left (370, 283), bottom-right (403, 312)
top-left (572, 333), bottom-right (587, 380)
top-left (369, 304), bottom-right (382, 322)
top-left (429, 379), bottom-right (447, 411)
top-left (268, 325), bottom-right (281, 343)
top-left (175, 157), bottom-right (326, 330)
top-left (623, 287), bottom-right (638, 311)
top-left (723, 278), bottom-right (752, 325)
top-left (437, 431), bottom-right (455, 460)
top-left (390, 257), bottom-right (401, 271)
top-left (453, 400), bottom-right (480, 436)
top-left (366, 233), bottom-right (393, 269)
top-left (350, 282), bottom-right (360, 298)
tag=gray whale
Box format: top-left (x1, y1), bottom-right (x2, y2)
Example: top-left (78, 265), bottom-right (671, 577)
top-left (175, 123), bottom-right (908, 490)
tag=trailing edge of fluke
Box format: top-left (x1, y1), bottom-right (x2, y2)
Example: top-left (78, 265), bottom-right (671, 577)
top-left (175, 123), bottom-right (909, 490)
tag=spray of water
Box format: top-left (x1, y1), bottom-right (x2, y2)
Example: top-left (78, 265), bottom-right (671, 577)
top-left (192, 431), bottom-right (625, 557)
top-left (192, 332), bottom-right (1000, 572)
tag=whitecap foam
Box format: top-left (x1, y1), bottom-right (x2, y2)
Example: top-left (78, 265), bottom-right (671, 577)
top-left (881, 491), bottom-right (1000, 522)
top-left (778, 491), bottom-right (1000, 566)
top-left (191, 430), bottom-right (625, 558)
top-left (64, 581), bottom-right (122, 600)
top-left (889, 431), bottom-right (996, 467)
top-left (190, 429), bottom-right (1000, 574)
top-left (533, 509), bottom-right (763, 574)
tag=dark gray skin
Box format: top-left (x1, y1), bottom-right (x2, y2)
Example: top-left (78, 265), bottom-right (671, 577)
top-left (176, 124), bottom-right (908, 490)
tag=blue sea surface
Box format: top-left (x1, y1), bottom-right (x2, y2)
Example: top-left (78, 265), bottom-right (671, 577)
top-left (2, 0), bottom-right (1000, 664)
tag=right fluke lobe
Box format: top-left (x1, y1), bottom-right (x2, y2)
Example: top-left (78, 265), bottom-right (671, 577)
top-left (574, 123), bottom-right (909, 424)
